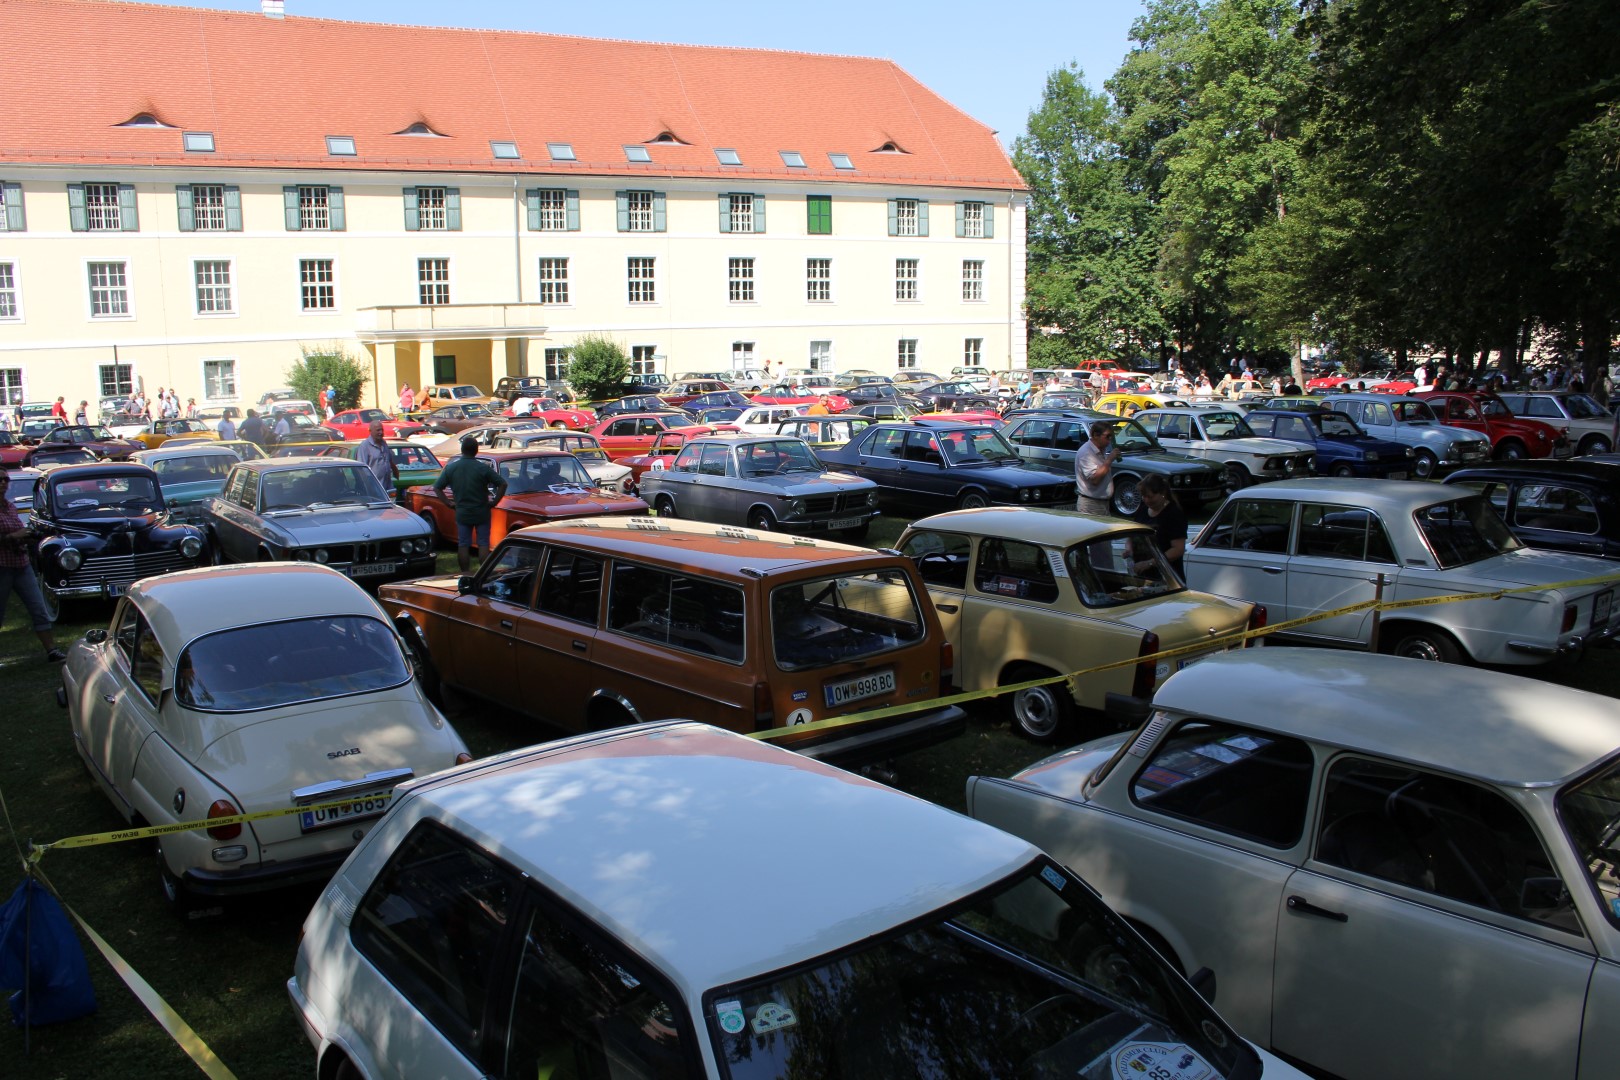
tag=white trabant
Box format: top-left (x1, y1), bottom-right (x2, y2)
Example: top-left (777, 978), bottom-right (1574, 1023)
top-left (1133, 406), bottom-right (1316, 490)
top-left (1185, 478), bottom-right (1620, 665)
top-left (289, 722), bottom-right (1306, 1080)
top-left (968, 648), bottom-right (1620, 1080)
top-left (57, 563), bottom-right (470, 908)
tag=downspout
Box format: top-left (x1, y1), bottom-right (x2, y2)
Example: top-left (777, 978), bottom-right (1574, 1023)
top-left (513, 176), bottom-right (522, 302)
top-left (1006, 190), bottom-right (1017, 370)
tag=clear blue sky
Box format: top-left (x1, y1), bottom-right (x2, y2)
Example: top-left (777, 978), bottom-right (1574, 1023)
top-left (163, 0), bottom-right (1146, 150)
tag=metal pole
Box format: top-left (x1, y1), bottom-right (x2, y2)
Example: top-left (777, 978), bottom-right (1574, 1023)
top-left (23, 859), bottom-right (32, 1054)
top-left (1369, 573), bottom-right (1386, 650)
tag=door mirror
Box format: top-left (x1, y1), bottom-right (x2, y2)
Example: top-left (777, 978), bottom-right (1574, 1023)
top-left (455, 575), bottom-right (475, 595)
top-left (1519, 876), bottom-right (1568, 911)
top-left (84, 628), bottom-right (108, 645)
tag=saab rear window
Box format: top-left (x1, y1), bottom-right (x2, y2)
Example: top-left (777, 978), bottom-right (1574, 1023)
top-left (608, 564), bottom-right (745, 662)
top-left (1132, 721), bottom-right (1313, 847)
top-left (771, 570), bottom-right (925, 671)
top-left (176, 615), bottom-right (410, 710)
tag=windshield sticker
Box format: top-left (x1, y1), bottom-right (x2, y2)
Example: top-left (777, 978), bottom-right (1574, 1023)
top-left (750, 1002), bottom-right (798, 1034)
top-left (716, 1000), bottom-right (746, 1035)
top-left (1112, 1042), bottom-right (1217, 1079)
top-left (1046, 549), bottom-right (1069, 578)
top-left (1040, 865), bottom-right (1067, 892)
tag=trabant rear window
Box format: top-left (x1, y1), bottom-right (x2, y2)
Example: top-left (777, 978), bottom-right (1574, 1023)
top-left (770, 570), bottom-right (925, 671)
top-left (176, 615), bottom-right (410, 711)
top-left (1064, 532), bottom-right (1184, 606)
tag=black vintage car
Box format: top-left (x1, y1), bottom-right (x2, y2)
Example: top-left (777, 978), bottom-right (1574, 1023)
top-left (816, 420), bottom-right (1075, 512)
top-left (1444, 458), bottom-right (1620, 559)
top-left (30, 462), bottom-right (209, 617)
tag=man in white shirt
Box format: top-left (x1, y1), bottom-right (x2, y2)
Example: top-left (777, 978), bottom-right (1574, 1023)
top-left (1074, 420), bottom-right (1120, 515)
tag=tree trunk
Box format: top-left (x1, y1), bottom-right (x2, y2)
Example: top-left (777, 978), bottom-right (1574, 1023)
top-left (1582, 308), bottom-right (1612, 396)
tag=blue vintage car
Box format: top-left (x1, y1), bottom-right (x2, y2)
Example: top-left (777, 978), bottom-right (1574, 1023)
top-left (205, 457), bottom-right (435, 583)
top-left (816, 420), bottom-right (1075, 513)
top-left (1245, 408), bottom-right (1417, 479)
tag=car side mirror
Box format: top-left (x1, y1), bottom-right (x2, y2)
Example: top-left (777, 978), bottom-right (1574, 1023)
top-left (84, 628), bottom-right (107, 645)
top-left (1520, 876), bottom-right (1568, 911)
top-left (1188, 966), bottom-right (1217, 1004)
top-left (456, 576), bottom-right (475, 595)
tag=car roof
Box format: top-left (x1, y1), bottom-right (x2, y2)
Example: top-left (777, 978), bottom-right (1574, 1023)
top-left (42, 461), bottom-right (155, 483)
top-left (131, 562), bottom-right (386, 645)
top-left (1150, 648), bottom-right (1620, 787)
top-left (910, 506), bottom-right (1143, 543)
top-left (231, 457), bottom-right (364, 474)
top-left (1210, 477), bottom-right (1466, 508)
top-left (132, 444), bottom-right (239, 461)
top-left (511, 516), bottom-right (890, 574)
top-left (1446, 459), bottom-right (1620, 484)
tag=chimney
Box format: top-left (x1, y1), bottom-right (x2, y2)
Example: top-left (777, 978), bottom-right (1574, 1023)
top-left (262, 0), bottom-right (285, 18)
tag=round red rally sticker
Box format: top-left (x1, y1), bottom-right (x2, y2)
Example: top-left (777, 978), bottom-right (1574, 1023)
top-left (1111, 1041), bottom-right (1217, 1080)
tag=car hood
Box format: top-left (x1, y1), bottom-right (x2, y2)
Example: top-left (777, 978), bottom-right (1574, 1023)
top-left (501, 490), bottom-right (648, 517)
top-left (737, 470), bottom-right (876, 494)
top-left (1320, 434), bottom-right (1411, 456)
top-left (1003, 731), bottom-right (1135, 802)
top-left (1120, 449), bottom-right (1220, 473)
top-left (1200, 436), bottom-right (1309, 456)
top-left (947, 461), bottom-right (1066, 485)
top-left (261, 503), bottom-right (430, 541)
top-left (1423, 546), bottom-right (1620, 592)
top-left (1398, 421), bottom-right (1480, 446)
top-left (161, 480), bottom-right (228, 506)
top-left (44, 511), bottom-right (170, 538)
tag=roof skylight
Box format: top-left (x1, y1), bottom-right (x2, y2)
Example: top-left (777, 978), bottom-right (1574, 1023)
top-left (548, 143), bottom-right (577, 162)
top-left (325, 135), bottom-right (357, 156)
top-left (829, 153), bottom-right (855, 170)
top-left (715, 148), bottom-right (742, 166)
top-left (490, 141), bottom-right (521, 159)
top-left (779, 151), bottom-right (806, 168)
top-left (624, 145), bottom-right (652, 163)
top-left (182, 131), bottom-right (215, 153)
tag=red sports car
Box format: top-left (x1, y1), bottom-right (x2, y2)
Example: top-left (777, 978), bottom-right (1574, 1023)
top-left (401, 449), bottom-right (646, 547)
top-left (749, 391), bottom-right (853, 412)
top-left (589, 412), bottom-right (734, 460)
top-left (501, 397), bottom-right (597, 430)
top-left (325, 408), bottom-right (427, 440)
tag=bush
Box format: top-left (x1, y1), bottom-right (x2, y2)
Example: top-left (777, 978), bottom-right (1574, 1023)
top-left (565, 335), bottom-right (632, 401)
top-left (286, 345), bottom-right (369, 411)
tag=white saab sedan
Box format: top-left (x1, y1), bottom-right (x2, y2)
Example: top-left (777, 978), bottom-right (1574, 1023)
top-left (969, 648), bottom-right (1620, 1080)
top-left (58, 563), bottom-right (471, 909)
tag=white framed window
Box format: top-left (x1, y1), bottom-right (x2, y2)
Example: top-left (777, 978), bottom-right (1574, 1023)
top-left (810, 340), bottom-right (832, 372)
top-left (0, 368), bottom-right (22, 405)
top-left (806, 258), bottom-right (831, 302)
top-left (730, 194), bottom-right (753, 233)
top-left (0, 263), bottom-right (19, 321)
top-left (732, 341), bottom-right (755, 368)
top-left (532, 188), bottom-right (569, 231)
top-left (960, 202), bottom-right (985, 238)
top-left (194, 259), bottom-right (234, 315)
top-left (538, 258), bottom-right (569, 305)
top-left (544, 347), bottom-right (572, 381)
top-left (99, 363), bottom-right (134, 398)
top-left (299, 185), bottom-right (331, 230)
top-left (627, 257), bottom-right (656, 303)
top-left (624, 191), bottom-right (655, 232)
top-left (87, 261), bottom-right (131, 318)
top-left (898, 339), bottom-right (918, 368)
top-left (416, 186), bottom-right (447, 230)
top-left (894, 198), bottom-right (919, 237)
top-left (202, 358), bottom-right (237, 401)
top-left (895, 259), bottom-right (919, 302)
top-left (418, 258), bottom-right (451, 305)
top-left (964, 338), bottom-right (983, 367)
top-left (728, 257), bottom-right (755, 302)
top-left (631, 345), bottom-right (659, 374)
top-left (962, 259), bottom-right (985, 302)
top-left (192, 184), bottom-right (228, 231)
top-left (299, 258), bottom-right (336, 311)
top-left (85, 183), bottom-right (123, 231)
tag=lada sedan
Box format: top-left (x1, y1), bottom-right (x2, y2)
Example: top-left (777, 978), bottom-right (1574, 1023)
top-left (1328, 393), bottom-right (1491, 477)
top-left (290, 722), bottom-right (1305, 1080)
top-left (1002, 410), bottom-right (1227, 514)
top-left (1133, 407), bottom-right (1316, 490)
top-left (403, 449), bottom-right (646, 547)
top-left (206, 458), bottom-right (436, 582)
top-left (967, 648), bottom-right (1620, 1080)
top-left (1185, 478), bottom-right (1620, 664)
top-left (58, 563), bottom-right (469, 908)
top-left (899, 507), bottom-right (1259, 740)
top-left (817, 420), bottom-right (1076, 512)
top-left (638, 436), bottom-right (879, 538)
top-left (1244, 408), bottom-right (1416, 478)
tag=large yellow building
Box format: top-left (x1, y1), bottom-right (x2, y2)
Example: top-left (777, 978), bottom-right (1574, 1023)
top-left (0, 0), bottom-right (1027, 410)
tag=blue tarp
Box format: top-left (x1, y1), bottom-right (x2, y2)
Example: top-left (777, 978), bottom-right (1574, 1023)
top-left (0, 877), bottom-right (97, 1026)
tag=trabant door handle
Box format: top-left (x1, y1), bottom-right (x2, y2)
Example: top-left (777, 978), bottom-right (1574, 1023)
top-left (102, 694), bottom-right (118, 704)
top-left (936, 604), bottom-right (959, 614)
top-left (499, 619), bottom-right (514, 629)
top-left (572, 640), bottom-right (588, 651)
top-left (1262, 565), bottom-right (1285, 574)
top-left (1286, 895), bottom-right (1348, 923)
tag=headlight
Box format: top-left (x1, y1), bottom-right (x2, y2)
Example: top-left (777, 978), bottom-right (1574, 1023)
top-left (865, 491), bottom-right (878, 507)
top-left (787, 499), bottom-right (805, 515)
top-left (1265, 457), bottom-right (1283, 472)
top-left (1020, 488), bottom-right (1034, 501)
top-left (313, 548), bottom-right (330, 563)
top-left (294, 549), bottom-right (311, 561)
top-left (58, 547), bottom-right (83, 572)
top-left (180, 536), bottom-right (203, 560)
top-left (1365, 451), bottom-right (1379, 462)
top-left (1405, 448), bottom-right (1415, 458)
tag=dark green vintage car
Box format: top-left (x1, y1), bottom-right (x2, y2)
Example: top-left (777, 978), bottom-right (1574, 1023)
top-left (310, 440), bottom-right (444, 497)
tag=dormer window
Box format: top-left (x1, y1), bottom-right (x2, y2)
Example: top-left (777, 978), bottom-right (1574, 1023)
top-left (394, 122), bottom-right (447, 137)
top-left (647, 131), bottom-right (686, 145)
top-left (326, 135), bottom-right (357, 156)
top-left (116, 112), bottom-right (174, 129)
top-left (873, 141), bottom-right (907, 154)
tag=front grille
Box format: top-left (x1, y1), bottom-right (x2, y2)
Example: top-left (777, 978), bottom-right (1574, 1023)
top-left (801, 493), bottom-right (863, 516)
top-left (62, 548), bottom-right (197, 591)
top-left (1457, 442), bottom-right (1488, 460)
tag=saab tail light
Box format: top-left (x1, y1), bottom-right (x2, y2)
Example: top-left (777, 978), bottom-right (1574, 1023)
top-left (455, 752), bottom-right (473, 766)
top-left (753, 681), bottom-right (775, 731)
top-left (1132, 632), bottom-right (1160, 699)
top-left (1247, 605), bottom-right (1268, 644)
top-left (206, 799), bottom-right (243, 841)
top-left (1562, 604), bottom-right (1578, 634)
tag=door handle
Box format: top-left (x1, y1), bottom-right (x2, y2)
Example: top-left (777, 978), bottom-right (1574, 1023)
top-left (1262, 565), bottom-right (1285, 574)
top-left (102, 694), bottom-right (118, 704)
top-left (1286, 895), bottom-right (1348, 923)
top-left (499, 619), bottom-right (514, 629)
top-left (572, 640), bottom-right (588, 651)
top-left (935, 603), bottom-right (959, 614)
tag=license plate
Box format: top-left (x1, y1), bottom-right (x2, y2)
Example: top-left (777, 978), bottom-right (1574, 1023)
top-left (824, 668), bottom-right (896, 708)
top-left (103, 582), bottom-right (126, 598)
top-left (1594, 590), bottom-right (1613, 629)
top-left (1386, 471), bottom-right (1408, 481)
top-left (827, 516), bottom-right (863, 530)
top-left (299, 790), bottom-right (394, 832)
top-left (349, 562), bottom-right (400, 577)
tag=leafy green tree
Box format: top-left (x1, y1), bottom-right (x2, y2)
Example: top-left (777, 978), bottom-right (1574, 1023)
top-left (286, 345), bottom-right (368, 411)
top-left (565, 335), bottom-right (632, 401)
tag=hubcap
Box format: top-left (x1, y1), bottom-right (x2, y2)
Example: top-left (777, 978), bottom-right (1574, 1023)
top-left (1397, 636), bottom-right (1442, 662)
top-left (1013, 687), bottom-right (1060, 738)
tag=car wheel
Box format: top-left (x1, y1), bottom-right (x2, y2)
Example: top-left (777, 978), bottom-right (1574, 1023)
top-left (550, 421), bottom-right (567, 430)
top-left (1076, 930), bottom-right (1171, 1017)
top-left (1579, 434), bottom-right (1612, 456)
top-left (38, 569), bottom-right (61, 623)
top-left (1382, 624), bottom-right (1464, 664)
top-left (1412, 448), bottom-right (1439, 479)
top-left (1495, 439), bottom-right (1528, 460)
top-left (1110, 476), bottom-right (1143, 516)
top-left (1222, 463), bottom-right (1250, 493)
top-left (959, 490), bottom-right (990, 510)
top-left (655, 495), bottom-right (678, 519)
top-left (416, 510), bottom-right (440, 544)
top-left (747, 508), bottom-right (776, 532)
top-left (397, 618), bottom-right (445, 708)
top-left (1331, 463), bottom-right (1356, 478)
top-left (1003, 664), bottom-right (1075, 743)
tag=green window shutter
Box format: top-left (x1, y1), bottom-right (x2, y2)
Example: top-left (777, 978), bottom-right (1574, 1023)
top-left (718, 193), bottom-right (731, 233)
top-left (807, 195), bottom-right (831, 235)
top-left (752, 194), bottom-right (766, 233)
top-left (118, 184), bottom-right (138, 231)
top-left (283, 186), bottom-right (301, 230)
top-left (176, 185), bottom-right (195, 231)
top-left (328, 187), bottom-right (345, 231)
top-left (67, 183), bottom-right (87, 231)
top-left (526, 189), bottom-right (542, 231)
top-left (955, 201), bottom-right (966, 238)
top-left (565, 190), bottom-right (579, 231)
top-left (403, 187), bottom-right (420, 231)
top-left (916, 199), bottom-right (928, 237)
top-left (224, 186), bottom-right (242, 231)
top-left (886, 198), bottom-right (898, 236)
top-left (652, 192), bottom-right (667, 232)
top-left (446, 188), bottom-right (461, 231)
top-left (615, 191), bottom-right (630, 231)
top-left (982, 202), bottom-right (994, 238)
top-left (2, 183), bottom-right (23, 231)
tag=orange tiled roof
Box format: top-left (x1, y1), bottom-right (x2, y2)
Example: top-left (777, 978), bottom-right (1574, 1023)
top-left (2, 0), bottom-right (1024, 190)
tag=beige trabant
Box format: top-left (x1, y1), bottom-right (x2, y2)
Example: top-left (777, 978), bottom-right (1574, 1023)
top-left (898, 507), bottom-right (1257, 741)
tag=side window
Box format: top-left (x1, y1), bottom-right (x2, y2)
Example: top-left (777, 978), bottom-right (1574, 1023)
top-left (698, 444), bottom-right (731, 477)
top-left (536, 548), bottom-right (603, 625)
top-left (904, 431), bottom-right (943, 464)
top-left (974, 538), bottom-right (1059, 603)
top-left (1198, 498), bottom-right (1293, 553)
top-left (132, 618), bottom-right (165, 701)
top-left (1526, 398), bottom-right (1562, 419)
top-left (1051, 422), bottom-right (1085, 453)
top-left (1131, 721), bottom-right (1314, 847)
top-left (1365, 402), bottom-right (1392, 426)
top-left (865, 428), bottom-right (907, 459)
top-left (670, 445), bottom-right (700, 473)
top-left (900, 530), bottom-right (973, 589)
top-left (476, 541), bottom-right (544, 604)
top-left (503, 898), bottom-right (688, 1080)
top-left (1158, 414), bottom-right (1192, 440)
top-left (352, 823), bottom-right (520, 1060)
top-left (233, 471), bottom-right (257, 510)
top-left (607, 563), bottom-right (745, 662)
top-left (1336, 402), bottom-right (1361, 424)
top-left (1247, 416), bottom-right (1275, 437)
top-left (1006, 419), bottom-right (1054, 448)
top-left (1454, 480), bottom-right (1509, 516)
top-left (113, 602), bottom-right (140, 666)
top-left (1514, 484), bottom-right (1599, 535)
top-left (607, 419), bottom-right (635, 437)
top-left (1316, 758), bottom-right (1578, 933)
top-left (1297, 504), bottom-right (1386, 561)
top-left (1280, 417), bottom-right (1311, 441)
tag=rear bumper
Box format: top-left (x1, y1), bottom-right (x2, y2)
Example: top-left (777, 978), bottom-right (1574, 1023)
top-left (787, 704), bottom-right (967, 770)
top-left (181, 847), bottom-right (353, 897)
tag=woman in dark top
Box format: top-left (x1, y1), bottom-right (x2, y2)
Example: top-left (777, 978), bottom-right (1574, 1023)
top-left (1131, 474), bottom-right (1187, 579)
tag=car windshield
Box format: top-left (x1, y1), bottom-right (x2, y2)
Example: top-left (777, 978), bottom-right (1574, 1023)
top-left (150, 453), bottom-right (236, 483)
top-left (463, 402), bottom-right (494, 417)
top-left (449, 386), bottom-right (480, 400)
top-left (1557, 756), bottom-right (1620, 930)
top-left (85, 426), bottom-right (114, 439)
top-left (1564, 394), bottom-right (1610, 419)
top-left (1104, 418), bottom-right (1160, 452)
top-left (53, 475), bottom-right (163, 517)
top-left (1065, 531), bottom-right (1184, 606)
top-left (708, 861), bottom-right (1250, 1080)
top-left (357, 409), bottom-right (386, 423)
top-left (1415, 495), bottom-right (1523, 567)
top-left (497, 455), bottom-right (592, 494)
top-left (536, 398), bottom-right (564, 410)
top-left (937, 428), bottom-right (1022, 465)
top-left (1316, 412), bottom-right (1363, 436)
top-left (1199, 412), bottom-right (1255, 439)
top-left (770, 570), bottom-right (926, 672)
top-left (392, 445), bottom-right (437, 467)
top-left (1392, 399), bottom-right (1439, 422)
top-left (738, 440), bottom-right (821, 476)
top-left (176, 614), bottom-right (410, 711)
top-left (259, 465), bottom-right (390, 511)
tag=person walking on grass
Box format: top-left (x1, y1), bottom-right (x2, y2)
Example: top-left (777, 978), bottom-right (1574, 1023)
top-left (434, 436), bottom-right (507, 573)
top-left (0, 471), bottom-right (63, 662)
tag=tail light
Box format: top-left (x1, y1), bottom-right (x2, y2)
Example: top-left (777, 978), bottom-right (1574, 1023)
top-left (1247, 605), bottom-right (1267, 644)
top-left (1132, 632), bottom-right (1160, 698)
top-left (455, 752), bottom-right (473, 765)
top-left (941, 640), bottom-right (955, 688)
top-left (206, 799), bottom-right (242, 841)
top-left (1562, 604), bottom-right (1578, 634)
top-left (753, 681), bottom-right (775, 731)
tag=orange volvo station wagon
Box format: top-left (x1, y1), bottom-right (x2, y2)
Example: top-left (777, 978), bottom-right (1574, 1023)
top-left (379, 517), bottom-right (965, 769)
